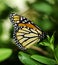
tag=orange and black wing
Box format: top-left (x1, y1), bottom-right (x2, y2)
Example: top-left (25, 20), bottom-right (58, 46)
top-left (9, 13), bottom-right (45, 50)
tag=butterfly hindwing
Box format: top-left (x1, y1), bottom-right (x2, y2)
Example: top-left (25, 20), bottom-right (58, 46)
top-left (9, 13), bottom-right (45, 50)
top-left (16, 27), bottom-right (40, 49)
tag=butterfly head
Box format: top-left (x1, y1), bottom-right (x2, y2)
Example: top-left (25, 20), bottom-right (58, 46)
top-left (9, 13), bottom-right (21, 24)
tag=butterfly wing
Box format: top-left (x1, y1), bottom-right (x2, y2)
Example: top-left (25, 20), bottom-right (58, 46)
top-left (16, 27), bottom-right (40, 49)
top-left (9, 13), bottom-right (45, 50)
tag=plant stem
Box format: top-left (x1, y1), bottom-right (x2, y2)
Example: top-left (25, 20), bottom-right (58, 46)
top-left (30, 46), bottom-right (49, 56)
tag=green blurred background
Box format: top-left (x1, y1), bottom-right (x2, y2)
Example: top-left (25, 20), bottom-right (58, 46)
top-left (0, 0), bottom-right (58, 65)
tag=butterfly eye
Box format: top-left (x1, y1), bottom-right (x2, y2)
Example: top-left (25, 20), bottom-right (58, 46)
top-left (13, 16), bottom-right (20, 23)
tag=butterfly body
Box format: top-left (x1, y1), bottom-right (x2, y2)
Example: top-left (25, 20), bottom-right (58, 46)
top-left (9, 13), bottom-right (45, 50)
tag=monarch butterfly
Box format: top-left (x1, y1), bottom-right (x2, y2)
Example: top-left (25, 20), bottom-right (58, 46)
top-left (9, 13), bottom-right (46, 50)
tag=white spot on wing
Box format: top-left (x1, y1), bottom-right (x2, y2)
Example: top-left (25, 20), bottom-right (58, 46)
top-left (17, 21), bottom-right (19, 23)
top-left (28, 22), bottom-right (30, 24)
top-left (24, 20), bottom-right (27, 22)
top-left (21, 17), bottom-right (23, 20)
top-left (22, 21), bottom-right (25, 23)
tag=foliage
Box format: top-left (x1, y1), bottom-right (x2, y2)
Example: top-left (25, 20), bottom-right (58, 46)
top-left (18, 52), bottom-right (42, 65)
top-left (18, 34), bottom-right (58, 65)
top-left (0, 48), bottom-right (12, 62)
top-left (31, 55), bottom-right (56, 65)
top-left (0, 0), bottom-right (58, 65)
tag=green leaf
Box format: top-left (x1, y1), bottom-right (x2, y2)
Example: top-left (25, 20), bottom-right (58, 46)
top-left (31, 55), bottom-right (56, 65)
top-left (40, 33), bottom-right (55, 51)
top-left (50, 33), bottom-right (55, 44)
top-left (32, 2), bottom-right (53, 15)
top-left (47, 35), bottom-right (51, 42)
top-left (39, 41), bottom-right (50, 47)
top-left (46, 0), bottom-right (55, 4)
top-left (49, 33), bottom-right (55, 51)
top-left (54, 46), bottom-right (58, 64)
top-left (39, 35), bottom-right (50, 47)
top-left (18, 52), bottom-right (42, 65)
top-left (0, 48), bottom-right (12, 62)
top-left (0, 2), bottom-right (6, 14)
